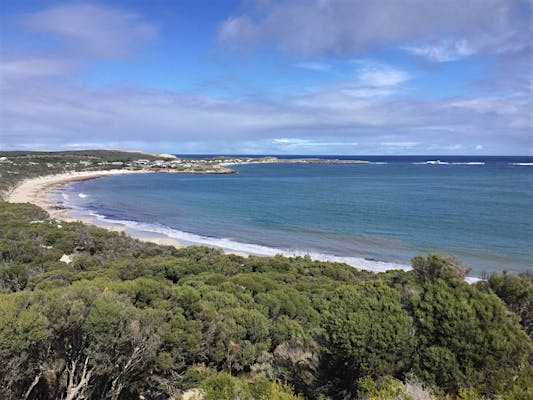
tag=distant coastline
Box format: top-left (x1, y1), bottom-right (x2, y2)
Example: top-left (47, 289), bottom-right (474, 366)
top-left (3, 151), bottom-right (531, 280)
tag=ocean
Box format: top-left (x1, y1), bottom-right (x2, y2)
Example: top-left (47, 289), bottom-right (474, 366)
top-left (61, 156), bottom-right (533, 277)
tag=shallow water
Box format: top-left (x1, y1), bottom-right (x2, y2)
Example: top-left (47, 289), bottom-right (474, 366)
top-left (63, 156), bottom-right (533, 276)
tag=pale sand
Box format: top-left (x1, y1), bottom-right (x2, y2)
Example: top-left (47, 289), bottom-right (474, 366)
top-left (4, 169), bottom-right (186, 248)
top-left (6, 169), bottom-right (149, 220)
top-left (4, 169), bottom-right (250, 256)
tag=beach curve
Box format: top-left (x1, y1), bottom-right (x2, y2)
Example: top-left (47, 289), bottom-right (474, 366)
top-left (3, 169), bottom-right (254, 252)
top-left (3, 169), bottom-right (183, 247)
top-left (3, 168), bottom-right (484, 280)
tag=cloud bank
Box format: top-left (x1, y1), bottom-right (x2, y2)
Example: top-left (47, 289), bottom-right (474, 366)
top-left (0, 1), bottom-right (531, 154)
top-left (219, 0), bottom-right (530, 60)
top-left (2, 68), bottom-right (530, 154)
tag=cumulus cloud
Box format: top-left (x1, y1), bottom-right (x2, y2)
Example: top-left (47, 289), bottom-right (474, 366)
top-left (219, 0), bottom-right (531, 60)
top-left (22, 3), bottom-right (156, 58)
top-left (290, 61), bottom-right (411, 103)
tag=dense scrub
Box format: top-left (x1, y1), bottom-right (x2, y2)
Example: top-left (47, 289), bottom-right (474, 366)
top-left (0, 201), bottom-right (531, 399)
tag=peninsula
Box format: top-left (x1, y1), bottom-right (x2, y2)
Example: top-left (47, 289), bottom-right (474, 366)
top-left (0, 150), bottom-right (369, 195)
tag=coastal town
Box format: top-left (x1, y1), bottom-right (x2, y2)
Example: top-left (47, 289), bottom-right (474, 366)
top-left (130, 155), bottom-right (369, 173)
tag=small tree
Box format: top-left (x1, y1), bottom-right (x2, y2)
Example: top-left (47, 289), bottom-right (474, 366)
top-left (412, 253), bottom-right (471, 283)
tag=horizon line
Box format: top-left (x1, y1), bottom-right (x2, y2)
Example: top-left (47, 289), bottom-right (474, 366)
top-left (0, 149), bottom-right (532, 157)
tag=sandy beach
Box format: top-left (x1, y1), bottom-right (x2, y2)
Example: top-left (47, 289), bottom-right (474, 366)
top-left (6, 169), bottom-right (147, 218)
top-left (2, 168), bottom-right (401, 268)
top-left (3, 169), bottom-right (256, 254)
top-left (4, 169), bottom-right (187, 248)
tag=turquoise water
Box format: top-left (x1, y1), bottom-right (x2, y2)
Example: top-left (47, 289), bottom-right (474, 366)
top-left (63, 156), bottom-right (533, 276)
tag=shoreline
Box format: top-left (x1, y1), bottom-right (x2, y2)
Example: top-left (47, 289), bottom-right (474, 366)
top-left (3, 169), bottom-right (482, 280)
top-left (3, 169), bottom-right (251, 255)
top-left (3, 169), bottom-right (408, 271)
top-left (4, 169), bottom-right (185, 248)
top-left (5, 169), bottom-right (151, 221)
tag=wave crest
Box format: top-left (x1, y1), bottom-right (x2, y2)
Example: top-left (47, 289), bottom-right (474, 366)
top-left (77, 211), bottom-right (411, 273)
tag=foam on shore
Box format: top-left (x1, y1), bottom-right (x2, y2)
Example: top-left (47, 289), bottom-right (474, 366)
top-left (64, 200), bottom-right (411, 273)
top-left (6, 168), bottom-right (485, 281)
top-left (65, 204), bottom-right (483, 283)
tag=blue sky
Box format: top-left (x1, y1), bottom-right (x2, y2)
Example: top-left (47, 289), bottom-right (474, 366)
top-left (0, 0), bottom-right (531, 154)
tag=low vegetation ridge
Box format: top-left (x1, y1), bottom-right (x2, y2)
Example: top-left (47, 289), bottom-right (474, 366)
top-left (0, 150), bottom-right (531, 400)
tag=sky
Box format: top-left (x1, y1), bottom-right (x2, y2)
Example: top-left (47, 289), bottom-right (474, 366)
top-left (0, 0), bottom-right (532, 155)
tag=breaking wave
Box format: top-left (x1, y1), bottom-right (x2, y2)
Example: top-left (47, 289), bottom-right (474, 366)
top-left (68, 207), bottom-right (411, 274)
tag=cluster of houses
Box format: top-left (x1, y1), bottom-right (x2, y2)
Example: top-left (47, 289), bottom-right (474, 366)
top-left (0, 155), bottom-right (279, 173)
top-left (132, 157), bottom-right (256, 169)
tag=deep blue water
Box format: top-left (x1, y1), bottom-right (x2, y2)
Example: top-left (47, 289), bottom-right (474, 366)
top-left (63, 156), bottom-right (533, 276)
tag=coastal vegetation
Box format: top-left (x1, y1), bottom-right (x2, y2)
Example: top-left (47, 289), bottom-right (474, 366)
top-left (0, 201), bottom-right (531, 399)
top-left (0, 150), bottom-right (170, 196)
top-left (0, 150), bottom-right (531, 399)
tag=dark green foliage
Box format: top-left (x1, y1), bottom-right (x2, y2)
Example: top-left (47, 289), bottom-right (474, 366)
top-left (356, 375), bottom-right (405, 400)
top-left (200, 372), bottom-right (303, 400)
top-left (484, 270), bottom-right (533, 338)
top-left (0, 202), bottom-right (531, 399)
top-left (409, 256), bottom-right (532, 394)
top-left (412, 253), bottom-right (471, 283)
top-left (321, 281), bottom-right (415, 397)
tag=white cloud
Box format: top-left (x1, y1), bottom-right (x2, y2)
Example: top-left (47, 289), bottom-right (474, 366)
top-left (381, 142), bottom-right (419, 147)
top-left (219, 15), bottom-right (258, 48)
top-left (447, 97), bottom-right (533, 129)
top-left (272, 138), bottom-right (359, 147)
top-left (1, 69), bottom-right (530, 154)
top-left (218, 0), bottom-right (529, 59)
top-left (22, 3), bottom-right (156, 58)
top-left (305, 62), bottom-right (411, 101)
top-left (358, 67), bottom-right (410, 87)
top-left (0, 2), bottom-right (530, 155)
top-left (0, 58), bottom-right (74, 80)
top-left (403, 40), bottom-right (475, 62)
